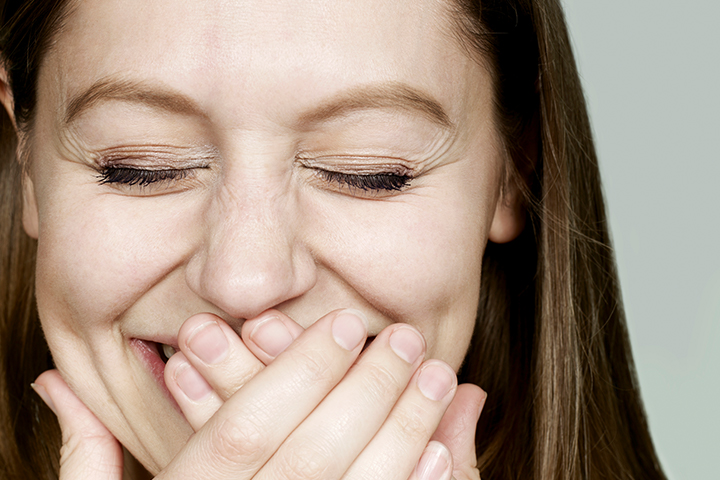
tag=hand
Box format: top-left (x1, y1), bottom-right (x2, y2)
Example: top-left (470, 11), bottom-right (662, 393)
top-left (33, 310), bottom-right (486, 479)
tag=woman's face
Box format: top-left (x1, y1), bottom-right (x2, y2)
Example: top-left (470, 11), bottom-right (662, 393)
top-left (22, 0), bottom-right (517, 472)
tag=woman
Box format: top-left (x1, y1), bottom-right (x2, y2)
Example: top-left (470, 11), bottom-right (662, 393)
top-left (0, 0), bottom-right (667, 478)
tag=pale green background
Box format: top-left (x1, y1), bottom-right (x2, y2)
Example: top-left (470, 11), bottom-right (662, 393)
top-left (562, 1), bottom-right (720, 478)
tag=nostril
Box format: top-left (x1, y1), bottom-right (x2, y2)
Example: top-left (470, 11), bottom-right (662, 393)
top-left (186, 255), bottom-right (318, 321)
top-left (184, 210), bottom-right (318, 321)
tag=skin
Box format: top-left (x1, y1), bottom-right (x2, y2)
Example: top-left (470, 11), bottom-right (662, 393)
top-left (6, 0), bottom-right (524, 477)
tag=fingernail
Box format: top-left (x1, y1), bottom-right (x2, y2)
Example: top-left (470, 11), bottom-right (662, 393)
top-left (478, 388), bottom-right (488, 420)
top-left (417, 362), bottom-right (456, 401)
top-left (250, 315), bottom-right (294, 358)
top-left (415, 441), bottom-right (452, 480)
top-left (174, 361), bottom-right (212, 402)
top-left (30, 383), bottom-right (57, 414)
top-left (331, 309), bottom-right (368, 351)
top-left (187, 321), bottom-right (229, 365)
top-left (388, 326), bottom-right (425, 364)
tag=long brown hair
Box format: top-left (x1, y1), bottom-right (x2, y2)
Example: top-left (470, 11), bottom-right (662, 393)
top-left (1, 1), bottom-right (68, 478)
top-left (452, 1), bottom-right (667, 478)
top-left (0, 0), bottom-right (666, 478)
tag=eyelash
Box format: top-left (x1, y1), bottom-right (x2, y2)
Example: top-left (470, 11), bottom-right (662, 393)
top-left (97, 166), bottom-right (412, 192)
top-left (317, 170), bottom-right (412, 192)
top-left (97, 167), bottom-right (189, 187)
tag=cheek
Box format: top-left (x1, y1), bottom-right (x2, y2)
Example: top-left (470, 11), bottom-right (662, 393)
top-left (34, 189), bottom-right (200, 337)
top-left (32, 183), bottom-right (197, 471)
top-left (326, 203), bottom-right (482, 312)
top-left (304, 183), bottom-right (489, 366)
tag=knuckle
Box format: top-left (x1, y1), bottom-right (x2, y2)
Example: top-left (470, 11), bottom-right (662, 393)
top-left (219, 361), bottom-right (264, 398)
top-left (360, 362), bottom-right (404, 398)
top-left (286, 348), bottom-right (337, 390)
top-left (274, 438), bottom-right (331, 480)
top-left (392, 408), bottom-right (432, 443)
top-left (209, 411), bottom-right (269, 467)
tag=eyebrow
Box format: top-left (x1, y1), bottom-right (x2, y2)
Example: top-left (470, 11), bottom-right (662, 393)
top-left (297, 83), bottom-right (454, 130)
top-left (64, 78), bottom-right (453, 130)
top-left (64, 78), bottom-right (204, 125)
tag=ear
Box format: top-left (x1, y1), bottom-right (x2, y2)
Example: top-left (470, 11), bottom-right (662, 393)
top-left (22, 173), bottom-right (39, 239)
top-left (1, 66), bottom-right (39, 239)
top-left (0, 65), bottom-right (15, 129)
top-left (489, 108), bottom-right (538, 245)
top-left (488, 178), bottom-right (525, 244)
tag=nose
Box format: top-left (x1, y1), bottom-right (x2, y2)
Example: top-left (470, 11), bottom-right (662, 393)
top-left (186, 175), bottom-right (317, 320)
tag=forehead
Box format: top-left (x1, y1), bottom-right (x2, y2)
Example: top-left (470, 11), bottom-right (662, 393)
top-left (43, 0), bottom-right (485, 127)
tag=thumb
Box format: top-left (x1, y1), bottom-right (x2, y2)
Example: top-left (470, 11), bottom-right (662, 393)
top-left (33, 370), bottom-right (124, 480)
top-left (430, 383), bottom-right (486, 480)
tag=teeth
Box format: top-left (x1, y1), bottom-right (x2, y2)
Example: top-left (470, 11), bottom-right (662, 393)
top-left (162, 343), bottom-right (176, 360)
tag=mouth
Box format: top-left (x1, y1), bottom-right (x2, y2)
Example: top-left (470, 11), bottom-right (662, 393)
top-left (155, 337), bottom-right (375, 361)
top-left (128, 338), bottom-right (175, 394)
top-left (134, 335), bottom-right (376, 372)
top-left (158, 343), bottom-right (177, 363)
top-left (132, 339), bottom-right (178, 365)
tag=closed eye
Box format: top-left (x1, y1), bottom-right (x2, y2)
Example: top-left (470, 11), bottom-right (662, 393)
top-left (317, 169), bottom-right (412, 192)
top-left (98, 164), bottom-right (411, 193)
top-left (97, 167), bottom-right (191, 187)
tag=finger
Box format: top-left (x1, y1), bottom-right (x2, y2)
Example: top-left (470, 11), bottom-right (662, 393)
top-left (164, 351), bottom-right (225, 430)
top-left (344, 359), bottom-right (458, 479)
top-left (168, 311), bottom-right (304, 430)
top-left (32, 370), bottom-right (124, 480)
top-left (255, 323), bottom-right (426, 480)
top-left (408, 441), bottom-right (454, 480)
top-left (241, 310), bottom-right (305, 364)
top-left (157, 309), bottom-right (368, 480)
top-left (430, 384), bottom-right (486, 480)
top-left (176, 312), bottom-right (266, 400)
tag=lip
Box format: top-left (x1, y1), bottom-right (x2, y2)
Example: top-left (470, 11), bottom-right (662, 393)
top-left (130, 333), bottom-right (375, 402)
top-left (129, 338), bottom-right (182, 413)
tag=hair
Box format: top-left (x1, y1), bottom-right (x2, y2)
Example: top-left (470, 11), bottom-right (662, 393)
top-left (0, 0), bottom-right (667, 478)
